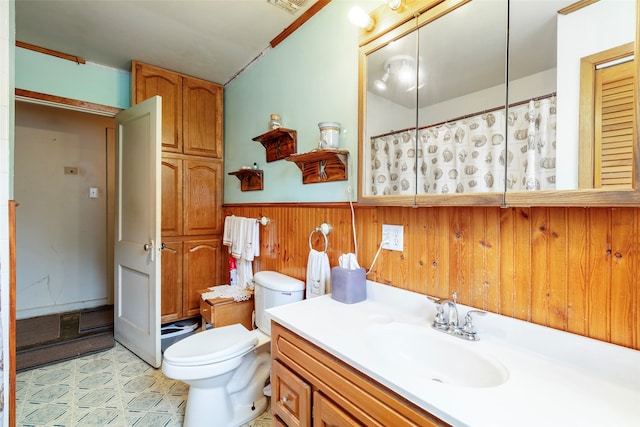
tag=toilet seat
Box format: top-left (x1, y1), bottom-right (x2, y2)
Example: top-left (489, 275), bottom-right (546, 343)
top-left (164, 324), bottom-right (258, 366)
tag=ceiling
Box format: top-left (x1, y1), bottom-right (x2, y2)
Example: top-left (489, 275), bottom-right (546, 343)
top-left (15, 0), bottom-right (321, 85)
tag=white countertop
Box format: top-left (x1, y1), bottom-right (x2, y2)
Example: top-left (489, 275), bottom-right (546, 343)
top-left (267, 280), bottom-right (640, 427)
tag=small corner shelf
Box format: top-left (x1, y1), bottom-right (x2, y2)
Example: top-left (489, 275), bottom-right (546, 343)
top-left (252, 128), bottom-right (297, 162)
top-left (228, 169), bottom-right (264, 191)
top-left (286, 149), bottom-right (349, 184)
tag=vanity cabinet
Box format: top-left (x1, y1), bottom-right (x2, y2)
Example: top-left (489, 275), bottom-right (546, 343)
top-left (133, 61), bottom-right (225, 324)
top-left (271, 322), bottom-right (449, 427)
top-left (272, 359), bottom-right (311, 427)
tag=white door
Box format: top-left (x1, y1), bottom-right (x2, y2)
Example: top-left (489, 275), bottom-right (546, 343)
top-left (114, 96), bottom-right (162, 368)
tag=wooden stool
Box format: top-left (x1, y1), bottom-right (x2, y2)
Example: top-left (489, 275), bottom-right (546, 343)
top-left (197, 289), bottom-right (254, 331)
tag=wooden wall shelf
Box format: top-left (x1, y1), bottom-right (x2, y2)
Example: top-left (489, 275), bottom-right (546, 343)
top-left (228, 169), bottom-right (264, 191)
top-left (252, 128), bottom-right (297, 162)
top-left (286, 149), bottom-right (349, 184)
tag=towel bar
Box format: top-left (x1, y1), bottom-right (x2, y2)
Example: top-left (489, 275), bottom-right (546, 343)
top-left (226, 215), bottom-right (270, 226)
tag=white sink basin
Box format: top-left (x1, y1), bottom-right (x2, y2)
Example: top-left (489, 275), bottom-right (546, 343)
top-left (364, 322), bottom-right (509, 388)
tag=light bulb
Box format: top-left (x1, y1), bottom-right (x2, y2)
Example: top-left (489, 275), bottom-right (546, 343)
top-left (398, 61), bottom-right (413, 83)
top-left (348, 6), bottom-right (374, 31)
top-left (383, 0), bottom-right (402, 10)
top-left (374, 75), bottom-right (388, 91)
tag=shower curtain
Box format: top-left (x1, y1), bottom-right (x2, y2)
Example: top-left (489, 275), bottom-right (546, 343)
top-left (369, 96), bottom-right (556, 195)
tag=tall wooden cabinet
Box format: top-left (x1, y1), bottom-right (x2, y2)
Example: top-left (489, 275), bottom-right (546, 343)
top-left (132, 61), bottom-right (225, 324)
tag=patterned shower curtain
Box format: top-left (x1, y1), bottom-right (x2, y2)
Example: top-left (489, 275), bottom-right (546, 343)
top-left (369, 96), bottom-right (556, 195)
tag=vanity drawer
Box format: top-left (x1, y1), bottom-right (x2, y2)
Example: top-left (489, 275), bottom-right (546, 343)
top-left (313, 391), bottom-right (361, 426)
top-left (272, 359), bottom-right (311, 427)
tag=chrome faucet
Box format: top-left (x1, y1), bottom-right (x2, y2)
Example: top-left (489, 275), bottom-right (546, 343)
top-left (433, 291), bottom-right (459, 330)
top-left (429, 291), bottom-right (486, 341)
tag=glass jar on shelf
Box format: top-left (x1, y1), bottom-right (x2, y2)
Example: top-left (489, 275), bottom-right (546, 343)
top-left (268, 114), bottom-right (282, 130)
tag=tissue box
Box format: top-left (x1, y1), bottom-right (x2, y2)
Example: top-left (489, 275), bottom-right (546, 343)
top-left (331, 267), bottom-right (366, 304)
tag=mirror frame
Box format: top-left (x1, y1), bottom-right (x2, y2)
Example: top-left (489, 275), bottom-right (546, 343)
top-left (357, 0), bottom-right (640, 207)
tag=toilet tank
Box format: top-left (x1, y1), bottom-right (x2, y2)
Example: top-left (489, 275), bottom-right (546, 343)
top-left (254, 271), bottom-right (304, 336)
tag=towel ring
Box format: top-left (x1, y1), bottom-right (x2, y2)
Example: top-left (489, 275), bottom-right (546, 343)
top-left (308, 227), bottom-right (329, 253)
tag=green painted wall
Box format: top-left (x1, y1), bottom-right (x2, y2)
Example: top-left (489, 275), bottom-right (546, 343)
top-left (224, 1), bottom-right (363, 203)
top-left (15, 47), bottom-right (131, 109)
top-left (15, 0), bottom-right (368, 203)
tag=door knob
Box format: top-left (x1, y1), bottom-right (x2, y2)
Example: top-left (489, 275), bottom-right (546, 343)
top-left (143, 240), bottom-right (156, 262)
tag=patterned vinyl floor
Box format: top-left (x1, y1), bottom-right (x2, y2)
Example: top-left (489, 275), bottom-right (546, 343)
top-left (16, 341), bottom-right (272, 427)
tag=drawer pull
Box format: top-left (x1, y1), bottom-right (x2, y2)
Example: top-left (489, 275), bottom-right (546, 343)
top-left (280, 396), bottom-right (289, 404)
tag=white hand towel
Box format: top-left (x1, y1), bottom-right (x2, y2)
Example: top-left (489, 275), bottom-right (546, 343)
top-left (223, 215), bottom-right (235, 248)
top-left (236, 258), bottom-right (254, 290)
top-left (230, 216), bottom-right (244, 259)
top-left (241, 217), bottom-right (259, 261)
top-left (306, 249), bottom-right (331, 299)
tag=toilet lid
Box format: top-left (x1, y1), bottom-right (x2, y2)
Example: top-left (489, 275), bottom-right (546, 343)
top-left (163, 324), bottom-right (258, 366)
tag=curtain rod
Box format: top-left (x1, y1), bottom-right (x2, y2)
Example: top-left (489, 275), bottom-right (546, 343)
top-left (371, 92), bottom-right (556, 140)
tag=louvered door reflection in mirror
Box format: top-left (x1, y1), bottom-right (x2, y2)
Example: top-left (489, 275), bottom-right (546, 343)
top-left (504, 0), bottom-right (640, 206)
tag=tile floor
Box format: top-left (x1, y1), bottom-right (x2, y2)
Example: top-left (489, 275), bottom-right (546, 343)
top-left (16, 341), bottom-right (273, 427)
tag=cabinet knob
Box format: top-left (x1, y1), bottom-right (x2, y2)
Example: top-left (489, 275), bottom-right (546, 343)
top-left (280, 396), bottom-right (289, 404)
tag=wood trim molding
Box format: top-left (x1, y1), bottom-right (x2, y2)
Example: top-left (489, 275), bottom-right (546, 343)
top-left (15, 89), bottom-right (121, 117)
top-left (270, 0), bottom-right (331, 48)
top-left (223, 201), bottom-right (358, 208)
top-left (558, 0), bottom-right (599, 15)
top-left (9, 200), bottom-right (16, 427)
top-left (15, 41), bottom-right (86, 64)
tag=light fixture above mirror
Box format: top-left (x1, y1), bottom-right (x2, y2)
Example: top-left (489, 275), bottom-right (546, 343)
top-left (348, 6), bottom-right (375, 30)
top-left (348, 0), bottom-right (404, 31)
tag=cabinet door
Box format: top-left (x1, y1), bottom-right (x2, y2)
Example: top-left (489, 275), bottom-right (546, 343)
top-left (272, 360), bottom-right (311, 427)
top-left (133, 61), bottom-right (183, 153)
top-left (183, 238), bottom-right (224, 317)
top-left (183, 76), bottom-right (224, 158)
top-left (183, 159), bottom-right (223, 235)
top-left (274, 416), bottom-right (288, 427)
top-left (313, 392), bottom-right (362, 427)
top-left (161, 240), bottom-right (183, 323)
top-left (161, 155), bottom-right (183, 236)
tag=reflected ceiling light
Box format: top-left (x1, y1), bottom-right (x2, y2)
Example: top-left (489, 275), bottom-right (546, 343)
top-left (382, 55), bottom-right (416, 88)
top-left (398, 60), bottom-right (413, 83)
top-left (374, 65), bottom-right (390, 91)
top-left (348, 6), bottom-right (374, 31)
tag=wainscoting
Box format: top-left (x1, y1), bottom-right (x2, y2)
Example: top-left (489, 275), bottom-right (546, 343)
top-left (224, 204), bottom-right (639, 351)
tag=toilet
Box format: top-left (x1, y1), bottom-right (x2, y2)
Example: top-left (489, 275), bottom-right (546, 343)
top-left (162, 271), bottom-right (305, 427)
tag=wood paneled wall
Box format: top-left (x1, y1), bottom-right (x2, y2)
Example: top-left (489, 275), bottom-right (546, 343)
top-left (223, 204), bottom-right (639, 351)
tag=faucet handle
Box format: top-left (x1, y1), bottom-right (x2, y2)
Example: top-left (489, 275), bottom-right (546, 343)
top-left (462, 310), bottom-right (486, 340)
top-left (432, 304), bottom-right (447, 329)
top-left (426, 295), bottom-right (449, 306)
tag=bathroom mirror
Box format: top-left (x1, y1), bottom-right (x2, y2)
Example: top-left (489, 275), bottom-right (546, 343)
top-left (358, 0), bottom-right (640, 207)
top-left (504, 0), bottom-right (640, 206)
